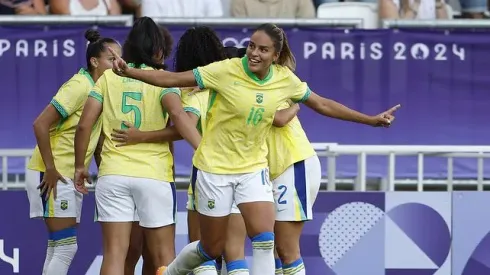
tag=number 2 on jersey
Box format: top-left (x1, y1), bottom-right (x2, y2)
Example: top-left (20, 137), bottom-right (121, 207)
top-left (246, 107), bottom-right (265, 126)
top-left (121, 92), bottom-right (142, 129)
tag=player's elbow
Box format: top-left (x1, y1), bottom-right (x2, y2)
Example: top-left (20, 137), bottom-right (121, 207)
top-left (76, 122), bottom-right (91, 134)
top-left (273, 116), bottom-right (288, 127)
top-left (33, 116), bottom-right (48, 134)
top-left (168, 107), bottom-right (187, 122)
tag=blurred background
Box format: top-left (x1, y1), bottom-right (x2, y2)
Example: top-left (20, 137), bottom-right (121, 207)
top-left (0, 0), bottom-right (490, 274)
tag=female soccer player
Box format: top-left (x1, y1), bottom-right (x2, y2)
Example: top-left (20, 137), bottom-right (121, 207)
top-left (25, 29), bottom-right (121, 275)
top-left (109, 23), bottom-right (400, 275)
top-left (73, 17), bottom-right (201, 275)
top-left (125, 24), bottom-right (175, 275)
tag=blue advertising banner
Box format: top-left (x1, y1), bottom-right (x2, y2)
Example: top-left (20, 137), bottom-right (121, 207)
top-left (1, 26), bottom-right (489, 178)
top-left (0, 191), bottom-right (470, 274)
top-left (452, 192), bottom-right (490, 275)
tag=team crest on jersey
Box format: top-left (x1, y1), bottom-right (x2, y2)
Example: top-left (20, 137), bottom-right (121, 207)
top-left (60, 200), bottom-right (68, 210)
top-left (256, 93), bottom-right (263, 104)
top-left (208, 199), bottom-right (215, 209)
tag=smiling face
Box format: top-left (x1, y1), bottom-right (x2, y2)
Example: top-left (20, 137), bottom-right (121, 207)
top-left (246, 30), bottom-right (280, 79)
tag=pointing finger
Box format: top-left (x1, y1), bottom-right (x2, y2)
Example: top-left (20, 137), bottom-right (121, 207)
top-left (387, 104), bottom-right (401, 114)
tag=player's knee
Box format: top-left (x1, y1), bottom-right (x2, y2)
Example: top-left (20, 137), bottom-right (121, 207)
top-left (198, 240), bottom-right (223, 260)
top-left (275, 240), bottom-right (300, 264)
top-left (125, 243), bottom-right (142, 268)
top-left (250, 232), bottom-right (275, 251)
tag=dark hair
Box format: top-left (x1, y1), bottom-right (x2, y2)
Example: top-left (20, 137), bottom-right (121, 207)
top-left (122, 17), bottom-right (167, 70)
top-left (160, 25), bottom-right (174, 60)
top-left (224, 46), bottom-right (239, 58)
top-left (84, 29), bottom-right (118, 72)
top-left (237, 48), bottom-right (247, 58)
top-left (174, 26), bottom-right (226, 72)
top-left (255, 23), bottom-right (296, 71)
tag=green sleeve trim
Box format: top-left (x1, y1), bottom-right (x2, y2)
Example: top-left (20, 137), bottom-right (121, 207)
top-left (192, 68), bottom-right (205, 90)
top-left (50, 99), bottom-right (69, 118)
top-left (184, 107), bottom-right (201, 118)
top-left (89, 91), bottom-right (103, 103)
top-left (292, 87), bottom-right (312, 103)
top-left (160, 88), bottom-right (181, 101)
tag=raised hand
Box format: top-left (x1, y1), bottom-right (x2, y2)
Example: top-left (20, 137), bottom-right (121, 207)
top-left (370, 104), bottom-right (401, 127)
top-left (108, 47), bottom-right (129, 77)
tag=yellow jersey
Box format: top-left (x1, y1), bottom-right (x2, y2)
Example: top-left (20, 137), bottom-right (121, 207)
top-left (266, 102), bottom-right (316, 180)
top-left (192, 57), bottom-right (311, 174)
top-left (89, 65), bottom-right (178, 182)
top-left (181, 88), bottom-right (209, 135)
top-left (28, 68), bottom-right (101, 177)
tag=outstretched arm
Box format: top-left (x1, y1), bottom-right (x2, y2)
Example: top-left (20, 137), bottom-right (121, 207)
top-left (108, 47), bottom-right (197, 88)
top-left (273, 104), bottom-right (300, 127)
top-left (303, 91), bottom-right (400, 127)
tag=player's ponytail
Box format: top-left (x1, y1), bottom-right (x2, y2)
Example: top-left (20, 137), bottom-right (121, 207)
top-left (276, 29), bottom-right (296, 72)
top-left (255, 24), bottom-right (296, 71)
top-left (84, 28), bottom-right (118, 72)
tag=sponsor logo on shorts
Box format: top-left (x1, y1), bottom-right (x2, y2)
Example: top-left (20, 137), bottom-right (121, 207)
top-left (207, 199), bottom-right (215, 209)
top-left (60, 200), bottom-right (68, 210)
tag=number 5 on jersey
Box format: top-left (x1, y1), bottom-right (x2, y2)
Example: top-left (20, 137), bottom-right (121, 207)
top-left (121, 92), bottom-right (142, 129)
top-left (246, 107), bottom-right (264, 126)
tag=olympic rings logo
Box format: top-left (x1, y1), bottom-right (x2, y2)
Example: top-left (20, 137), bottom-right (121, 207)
top-left (222, 37), bottom-right (250, 48)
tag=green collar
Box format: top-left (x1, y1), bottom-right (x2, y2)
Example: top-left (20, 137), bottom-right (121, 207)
top-left (241, 56), bottom-right (273, 85)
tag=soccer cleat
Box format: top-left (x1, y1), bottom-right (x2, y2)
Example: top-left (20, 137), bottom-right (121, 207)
top-left (156, 266), bottom-right (167, 275)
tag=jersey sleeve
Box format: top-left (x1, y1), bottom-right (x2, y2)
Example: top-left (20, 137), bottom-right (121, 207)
top-left (50, 78), bottom-right (87, 119)
top-left (192, 59), bottom-right (229, 91)
top-left (159, 87), bottom-right (181, 101)
top-left (287, 70), bottom-right (312, 103)
top-left (181, 91), bottom-right (201, 118)
top-left (88, 74), bottom-right (107, 103)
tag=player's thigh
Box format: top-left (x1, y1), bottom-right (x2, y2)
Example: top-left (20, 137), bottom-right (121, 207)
top-left (274, 156), bottom-right (321, 222)
top-left (235, 168), bottom-right (275, 237)
top-left (95, 175), bottom-right (135, 223)
top-left (25, 169), bottom-right (44, 219)
top-left (132, 178), bottom-right (176, 228)
top-left (187, 210), bottom-right (201, 242)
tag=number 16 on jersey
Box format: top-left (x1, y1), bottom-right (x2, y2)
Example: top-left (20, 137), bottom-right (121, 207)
top-left (246, 107), bottom-right (264, 126)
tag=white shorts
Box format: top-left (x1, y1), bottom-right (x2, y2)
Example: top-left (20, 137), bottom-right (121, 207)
top-left (186, 166), bottom-right (240, 214)
top-left (273, 155), bottom-right (321, 222)
top-left (25, 169), bottom-right (83, 223)
top-left (195, 167), bottom-right (273, 217)
top-left (95, 175), bottom-right (176, 228)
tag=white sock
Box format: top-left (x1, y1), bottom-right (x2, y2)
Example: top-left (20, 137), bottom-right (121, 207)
top-left (226, 259), bottom-right (249, 275)
top-left (193, 260), bottom-right (218, 275)
top-left (274, 258), bottom-right (283, 275)
top-left (45, 227), bottom-right (78, 275)
top-left (282, 258), bottom-right (305, 275)
top-left (220, 260), bottom-right (227, 275)
top-left (42, 240), bottom-right (54, 274)
top-left (250, 232), bottom-right (275, 275)
top-left (164, 241), bottom-right (212, 275)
